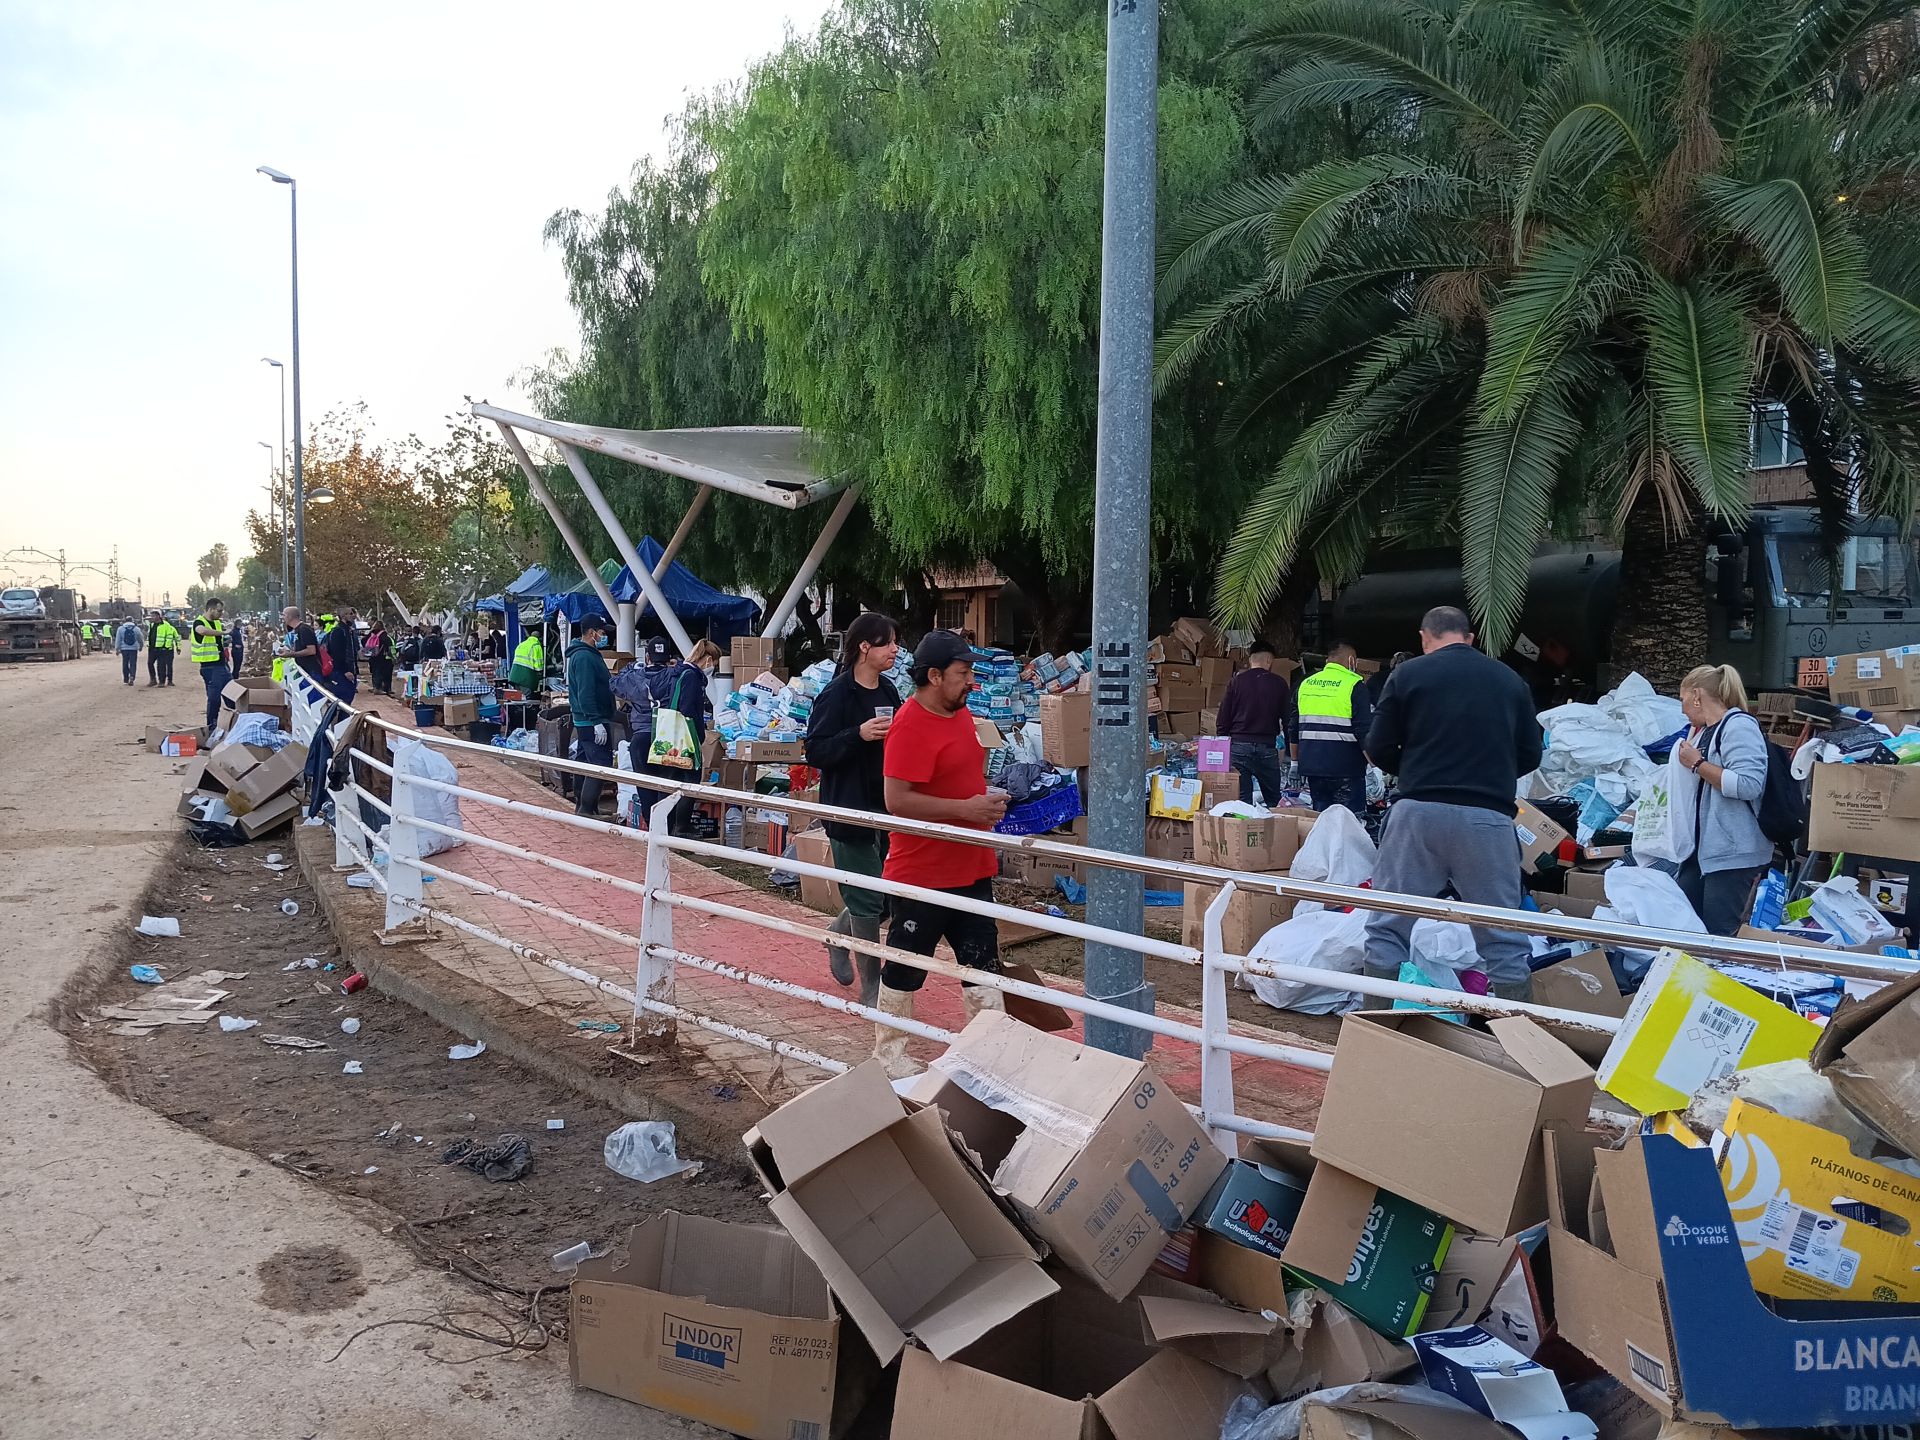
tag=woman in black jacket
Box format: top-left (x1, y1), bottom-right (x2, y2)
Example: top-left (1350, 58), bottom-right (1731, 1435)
top-left (803, 613), bottom-right (901, 1005)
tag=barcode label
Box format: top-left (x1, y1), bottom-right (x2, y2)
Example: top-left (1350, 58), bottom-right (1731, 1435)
top-left (1698, 1002), bottom-right (1742, 1039)
top-left (1627, 1342), bottom-right (1667, 1392)
top-left (1084, 1188), bottom-right (1125, 1237)
top-left (789, 1423), bottom-right (822, 1440)
top-left (1788, 1208), bottom-right (1821, 1261)
top-left (1654, 991), bottom-right (1760, 1097)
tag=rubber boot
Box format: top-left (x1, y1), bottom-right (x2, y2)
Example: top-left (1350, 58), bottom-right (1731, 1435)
top-left (848, 914), bottom-right (883, 1008)
top-left (825, 909), bottom-right (855, 987)
top-left (872, 984), bottom-right (923, 1080)
top-left (962, 981), bottom-right (1007, 1019)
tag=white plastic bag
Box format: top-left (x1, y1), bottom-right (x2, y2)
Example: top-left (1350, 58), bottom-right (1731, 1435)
top-left (1406, 919), bottom-right (1480, 980)
top-left (1246, 908), bottom-right (1368, 1015)
top-left (1629, 750), bottom-right (1698, 865)
top-left (1598, 671), bottom-right (1688, 746)
top-left (1808, 875), bottom-right (1896, 946)
top-left (604, 1121), bottom-right (700, 1182)
top-left (1601, 865), bottom-right (1704, 954)
top-left (614, 739), bottom-right (638, 818)
top-left (390, 738), bottom-right (465, 857)
top-left (1290, 805), bottom-right (1376, 889)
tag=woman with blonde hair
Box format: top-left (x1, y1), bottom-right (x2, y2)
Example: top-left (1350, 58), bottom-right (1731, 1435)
top-left (1671, 663), bottom-right (1773, 934)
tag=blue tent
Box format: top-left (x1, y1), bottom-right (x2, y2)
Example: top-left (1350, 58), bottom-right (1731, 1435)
top-left (504, 563), bottom-right (568, 597)
top-left (543, 540), bottom-right (758, 645)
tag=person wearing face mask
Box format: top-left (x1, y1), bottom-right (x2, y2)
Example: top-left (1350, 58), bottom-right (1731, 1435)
top-left (1671, 664), bottom-right (1773, 934)
top-left (566, 615), bottom-right (618, 816)
top-left (628, 635), bottom-right (719, 836)
top-left (804, 612), bottom-right (902, 1006)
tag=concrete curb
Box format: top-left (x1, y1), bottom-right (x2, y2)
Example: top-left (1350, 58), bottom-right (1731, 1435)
top-left (293, 823), bottom-right (765, 1166)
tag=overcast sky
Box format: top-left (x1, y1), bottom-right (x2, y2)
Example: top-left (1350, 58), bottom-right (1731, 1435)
top-left (0, 0), bottom-right (827, 605)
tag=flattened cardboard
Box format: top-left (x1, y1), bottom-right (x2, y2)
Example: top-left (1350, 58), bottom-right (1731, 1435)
top-left (917, 1011), bottom-right (1227, 1299)
top-left (569, 1210), bottom-right (862, 1440)
top-left (1810, 967), bottom-right (1920, 1161)
top-left (225, 743), bottom-right (308, 815)
top-left (1265, 1293), bottom-right (1417, 1402)
top-left (1301, 1395), bottom-right (1509, 1440)
top-left (745, 1060), bottom-right (1054, 1364)
top-left (235, 791), bottom-right (301, 838)
top-left (1810, 761), bottom-right (1920, 864)
top-left (1310, 1012), bottom-right (1594, 1238)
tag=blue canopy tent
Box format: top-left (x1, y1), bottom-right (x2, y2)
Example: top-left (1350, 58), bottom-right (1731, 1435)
top-left (499, 563), bottom-right (580, 658)
top-left (544, 541), bottom-right (758, 645)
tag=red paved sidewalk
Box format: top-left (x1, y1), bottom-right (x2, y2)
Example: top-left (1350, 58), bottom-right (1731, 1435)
top-left (354, 694), bottom-right (1326, 1132)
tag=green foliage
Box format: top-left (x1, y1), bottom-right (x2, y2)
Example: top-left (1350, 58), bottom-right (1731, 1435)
top-left (1163, 0), bottom-right (1920, 648)
top-left (196, 543), bottom-right (229, 587)
top-left (228, 555), bottom-right (275, 612)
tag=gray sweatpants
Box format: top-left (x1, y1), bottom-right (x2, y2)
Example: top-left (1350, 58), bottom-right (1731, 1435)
top-left (1363, 798), bottom-right (1532, 986)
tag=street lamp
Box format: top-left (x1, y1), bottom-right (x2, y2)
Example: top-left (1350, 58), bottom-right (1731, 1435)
top-left (257, 440), bottom-right (284, 612)
top-left (256, 165), bottom-right (306, 610)
top-left (307, 486), bottom-right (336, 504)
top-left (262, 357), bottom-right (289, 610)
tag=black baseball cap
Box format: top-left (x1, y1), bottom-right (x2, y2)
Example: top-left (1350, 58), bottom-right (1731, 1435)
top-left (645, 635), bottom-right (674, 665)
top-left (912, 629), bottom-right (972, 683)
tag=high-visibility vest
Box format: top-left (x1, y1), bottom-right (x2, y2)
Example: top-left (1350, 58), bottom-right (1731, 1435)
top-left (153, 622), bottom-right (180, 651)
top-left (512, 635), bottom-right (544, 672)
top-left (82, 624), bottom-right (94, 639)
top-left (190, 615), bottom-right (225, 665)
top-left (1296, 662), bottom-right (1364, 748)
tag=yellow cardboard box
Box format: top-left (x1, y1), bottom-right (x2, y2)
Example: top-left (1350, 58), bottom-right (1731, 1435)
top-left (1594, 949), bottom-right (1821, 1115)
top-left (1720, 1098), bottom-right (1920, 1305)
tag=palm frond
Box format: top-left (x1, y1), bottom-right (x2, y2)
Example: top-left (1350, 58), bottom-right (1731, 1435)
top-left (1217, 286), bottom-right (1399, 441)
top-left (1851, 259), bottom-right (1920, 380)
top-left (1156, 175), bottom-right (1300, 310)
top-left (1262, 156), bottom-right (1471, 295)
top-left (1641, 276), bottom-right (1755, 515)
top-left (1153, 274), bottom-right (1283, 395)
top-left (1246, 58), bottom-right (1403, 132)
top-left (1510, 47), bottom-right (1654, 254)
top-left (1702, 173), bottom-right (1867, 345)
top-left (1230, 0), bottom-right (1522, 142)
top-left (1475, 230), bottom-right (1639, 426)
top-left (1833, 84), bottom-right (1920, 194)
top-left (1460, 363), bottom-right (1592, 651)
top-left (1739, 0), bottom-right (1918, 135)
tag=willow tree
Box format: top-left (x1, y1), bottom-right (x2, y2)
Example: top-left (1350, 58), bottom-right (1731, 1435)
top-left (1160, 0), bottom-right (1920, 684)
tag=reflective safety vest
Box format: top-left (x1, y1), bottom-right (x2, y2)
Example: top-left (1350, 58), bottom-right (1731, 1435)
top-left (81, 624), bottom-right (94, 640)
top-left (1295, 662), bottom-right (1365, 761)
top-left (512, 635), bottom-right (544, 673)
top-left (190, 615), bottom-right (225, 665)
top-left (153, 621), bottom-right (180, 651)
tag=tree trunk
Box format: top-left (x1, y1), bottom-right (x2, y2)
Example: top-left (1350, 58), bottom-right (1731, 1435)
top-left (1263, 561), bottom-right (1322, 658)
top-left (1608, 489), bottom-right (1708, 693)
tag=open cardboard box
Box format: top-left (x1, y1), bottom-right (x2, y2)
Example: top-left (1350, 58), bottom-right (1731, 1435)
top-left (744, 1060), bottom-right (1055, 1365)
top-left (902, 1011), bottom-right (1227, 1299)
top-left (569, 1210), bottom-right (875, 1440)
top-left (1310, 1013), bottom-right (1594, 1238)
top-left (1547, 1129), bottom-right (1920, 1430)
top-left (1810, 967), bottom-right (1920, 1161)
top-left (889, 1273), bottom-right (1264, 1440)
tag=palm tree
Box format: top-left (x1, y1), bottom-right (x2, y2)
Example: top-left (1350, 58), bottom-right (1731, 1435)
top-left (1159, 0), bottom-right (1920, 686)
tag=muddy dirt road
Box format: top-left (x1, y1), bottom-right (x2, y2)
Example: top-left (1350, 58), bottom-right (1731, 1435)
top-left (0, 657), bottom-right (684, 1439)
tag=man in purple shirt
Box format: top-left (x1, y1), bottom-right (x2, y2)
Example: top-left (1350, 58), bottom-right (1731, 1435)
top-left (1213, 642), bottom-right (1298, 806)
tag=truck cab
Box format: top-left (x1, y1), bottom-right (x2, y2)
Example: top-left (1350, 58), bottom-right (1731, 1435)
top-left (1707, 509), bottom-right (1920, 688)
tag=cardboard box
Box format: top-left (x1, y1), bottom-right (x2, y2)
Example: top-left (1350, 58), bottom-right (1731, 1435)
top-left (793, 827), bottom-right (843, 914)
top-left (1563, 869), bottom-right (1611, 902)
top-left (442, 695), bottom-right (478, 726)
top-left (1301, 1394), bottom-right (1509, 1440)
top-left (1145, 818), bottom-right (1196, 864)
top-left (1420, 1226), bottom-right (1545, 1335)
top-left (1157, 663), bottom-right (1202, 687)
top-left (1515, 799), bottom-right (1571, 874)
top-left (1810, 761), bottom-right (1920, 863)
top-left (889, 1277), bottom-right (1260, 1440)
top-left (1263, 1293), bottom-right (1416, 1403)
top-left (1810, 968), bottom-right (1920, 1159)
top-left (569, 1211), bottom-right (865, 1440)
top-left (1530, 950), bottom-right (1628, 1062)
top-left (743, 1060), bottom-right (1055, 1364)
top-left (1199, 771), bottom-right (1243, 812)
top-left (1828, 649), bottom-right (1920, 712)
top-left (1719, 1097), bottom-right (1920, 1304)
top-left (1192, 1157), bottom-right (1309, 1261)
top-left (235, 791), bottom-right (302, 838)
top-left (1039, 692), bottom-right (1091, 769)
top-left (1311, 1013), bottom-right (1594, 1237)
top-left (1199, 657), bottom-right (1234, 689)
top-left (1193, 813), bottom-right (1300, 873)
top-left (1593, 949), bottom-right (1820, 1115)
top-left (145, 725), bottom-right (208, 754)
top-left (1412, 1325), bottom-right (1596, 1438)
top-left (909, 1011), bottom-right (1228, 1299)
top-left (1192, 1141), bottom-right (1454, 1342)
top-left (223, 742), bottom-right (308, 815)
top-left (730, 635), bottom-right (781, 678)
top-left (734, 739), bottom-right (806, 764)
top-left (1195, 736), bottom-right (1232, 773)
top-left (1180, 882), bottom-right (1296, 953)
top-left (1170, 616), bottom-right (1226, 658)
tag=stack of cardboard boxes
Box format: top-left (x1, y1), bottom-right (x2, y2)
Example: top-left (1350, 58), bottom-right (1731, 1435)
top-left (1147, 617), bottom-right (1242, 741)
top-left (1180, 808), bottom-right (1319, 951)
top-left (178, 733), bottom-right (309, 839)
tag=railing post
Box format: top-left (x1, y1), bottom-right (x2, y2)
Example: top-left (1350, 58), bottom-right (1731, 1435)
top-left (383, 763), bottom-right (425, 932)
top-left (636, 790), bottom-right (678, 1042)
top-left (332, 775), bottom-right (361, 869)
top-left (1200, 880), bottom-right (1239, 1158)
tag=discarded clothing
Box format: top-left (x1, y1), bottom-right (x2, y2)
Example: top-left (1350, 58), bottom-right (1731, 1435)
top-left (441, 1133), bottom-right (532, 1183)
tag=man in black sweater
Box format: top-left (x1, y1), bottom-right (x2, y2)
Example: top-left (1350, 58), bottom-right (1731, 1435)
top-left (1363, 606), bottom-right (1544, 999)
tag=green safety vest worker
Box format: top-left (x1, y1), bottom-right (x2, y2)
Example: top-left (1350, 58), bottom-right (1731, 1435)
top-left (508, 633), bottom-right (545, 691)
top-left (190, 614), bottom-right (226, 666)
top-left (153, 621), bottom-right (180, 651)
top-left (1294, 660), bottom-right (1372, 779)
top-left (81, 623), bottom-right (94, 641)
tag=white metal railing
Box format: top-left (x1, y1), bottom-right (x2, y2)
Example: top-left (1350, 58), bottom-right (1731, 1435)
top-left (277, 666), bottom-right (1904, 1152)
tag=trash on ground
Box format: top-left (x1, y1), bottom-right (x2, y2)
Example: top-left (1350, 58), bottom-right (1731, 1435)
top-left (218, 1016), bottom-right (259, 1033)
top-left (280, 899), bottom-right (300, 916)
top-left (341, 1060), bottom-right (364, 1075)
top-left (260, 1034), bottom-right (327, 1050)
top-left (545, 1118), bottom-right (565, 1130)
top-left (340, 1017), bottom-right (361, 1035)
top-left (134, 917), bottom-right (179, 938)
top-left (442, 1133), bottom-right (532, 1183)
top-left (575, 1019), bottom-right (620, 1033)
top-left (549, 1240), bottom-right (604, 1272)
top-left (128, 964), bottom-right (164, 983)
top-left (346, 873), bottom-right (376, 889)
top-left (447, 1039), bottom-right (486, 1061)
top-left (603, 1121), bottom-right (700, 1183)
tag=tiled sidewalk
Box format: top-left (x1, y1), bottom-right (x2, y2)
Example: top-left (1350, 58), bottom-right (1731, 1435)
top-left (355, 694), bottom-right (1327, 1130)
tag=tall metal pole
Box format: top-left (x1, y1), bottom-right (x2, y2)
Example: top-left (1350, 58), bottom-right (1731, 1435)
top-left (265, 358), bottom-right (289, 611)
top-left (288, 182), bottom-right (307, 614)
top-left (1082, 0), bottom-right (1160, 1058)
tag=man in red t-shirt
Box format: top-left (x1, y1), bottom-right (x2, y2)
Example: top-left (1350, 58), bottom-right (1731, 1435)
top-left (873, 630), bottom-right (1009, 1075)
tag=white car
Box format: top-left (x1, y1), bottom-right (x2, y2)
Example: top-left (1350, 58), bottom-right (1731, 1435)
top-left (0, 587), bottom-right (47, 619)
